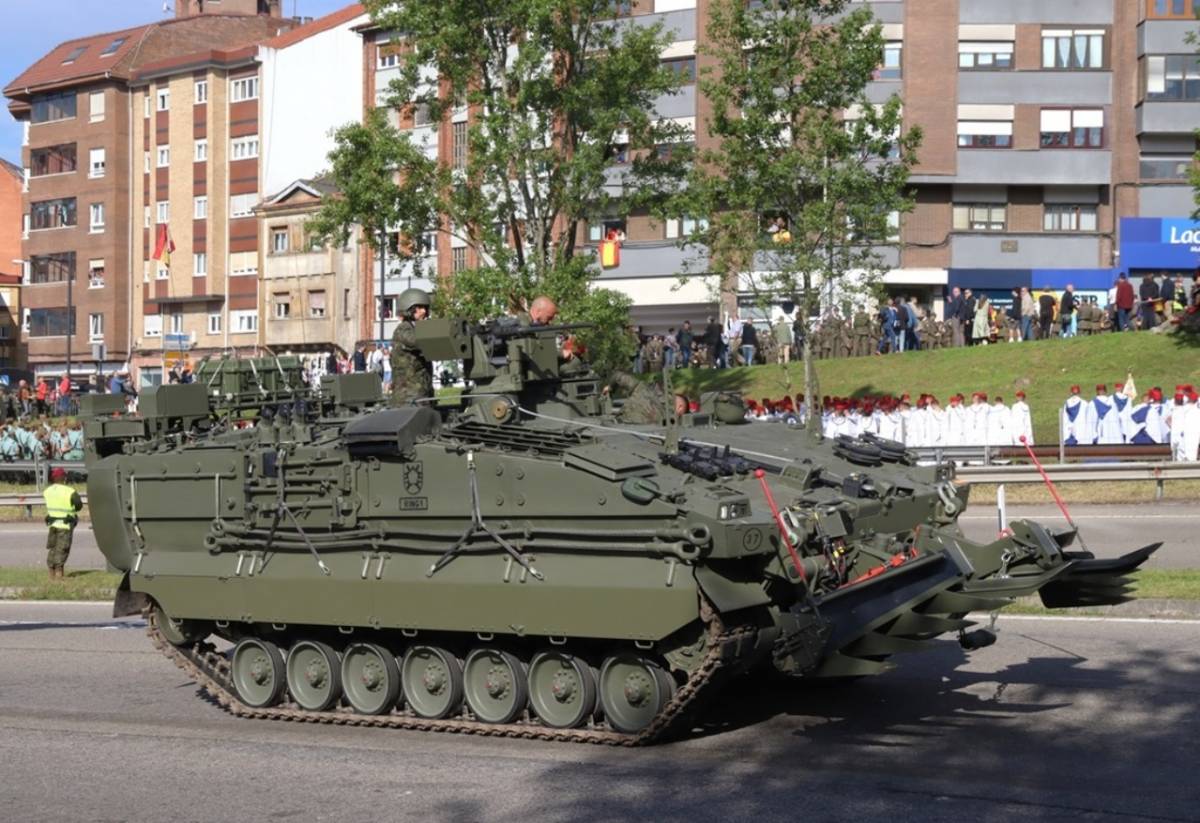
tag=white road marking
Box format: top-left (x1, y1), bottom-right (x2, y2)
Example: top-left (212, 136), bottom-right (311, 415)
top-left (970, 613), bottom-right (1200, 625)
top-left (959, 514), bottom-right (1187, 521)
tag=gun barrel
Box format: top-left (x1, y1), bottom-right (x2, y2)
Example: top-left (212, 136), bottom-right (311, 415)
top-left (487, 322), bottom-right (594, 338)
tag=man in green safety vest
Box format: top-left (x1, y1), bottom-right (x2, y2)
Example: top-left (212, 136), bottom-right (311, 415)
top-left (42, 467), bottom-right (83, 580)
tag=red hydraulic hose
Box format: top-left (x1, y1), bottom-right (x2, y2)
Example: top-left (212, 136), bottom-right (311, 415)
top-left (754, 469), bottom-right (807, 583)
top-left (1017, 435), bottom-right (1075, 526)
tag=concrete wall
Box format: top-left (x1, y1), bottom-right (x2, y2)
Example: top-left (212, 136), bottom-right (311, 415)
top-left (1139, 20), bottom-right (1195, 54)
top-left (958, 71), bottom-right (1111, 106)
top-left (1138, 102), bottom-right (1200, 134)
top-left (955, 149), bottom-right (1112, 185)
top-left (951, 233), bottom-right (1103, 268)
top-left (1138, 185), bottom-right (1195, 218)
top-left (960, 0), bottom-right (1113, 25)
top-left (260, 14), bottom-right (366, 196)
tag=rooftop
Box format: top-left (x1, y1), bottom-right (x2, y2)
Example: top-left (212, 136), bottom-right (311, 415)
top-left (262, 3), bottom-right (365, 50)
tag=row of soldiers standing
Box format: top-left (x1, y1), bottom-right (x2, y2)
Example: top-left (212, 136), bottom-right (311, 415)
top-left (809, 311), bottom-right (957, 360)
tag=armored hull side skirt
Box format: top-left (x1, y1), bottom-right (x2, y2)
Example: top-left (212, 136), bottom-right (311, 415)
top-left (144, 602), bottom-right (770, 746)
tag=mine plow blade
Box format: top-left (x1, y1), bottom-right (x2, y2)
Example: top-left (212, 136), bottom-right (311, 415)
top-left (1038, 543), bottom-right (1162, 609)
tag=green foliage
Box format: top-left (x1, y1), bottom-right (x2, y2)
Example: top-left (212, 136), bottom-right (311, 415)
top-left (683, 0), bottom-right (921, 428)
top-left (358, 0), bottom-right (690, 369)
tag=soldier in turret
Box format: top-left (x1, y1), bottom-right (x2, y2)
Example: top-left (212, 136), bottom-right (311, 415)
top-left (389, 288), bottom-right (435, 407)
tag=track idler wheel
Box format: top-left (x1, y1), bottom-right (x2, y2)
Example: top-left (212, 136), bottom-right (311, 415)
top-left (598, 654), bottom-right (676, 734)
top-left (153, 604), bottom-right (209, 647)
top-left (527, 651), bottom-right (598, 729)
top-left (230, 638), bottom-right (287, 708)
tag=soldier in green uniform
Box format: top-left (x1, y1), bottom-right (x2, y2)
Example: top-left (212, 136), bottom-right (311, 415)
top-left (852, 310), bottom-right (871, 357)
top-left (607, 372), bottom-right (686, 424)
top-left (42, 467), bottom-right (83, 580)
top-left (836, 315), bottom-right (853, 359)
top-left (389, 288), bottom-right (435, 407)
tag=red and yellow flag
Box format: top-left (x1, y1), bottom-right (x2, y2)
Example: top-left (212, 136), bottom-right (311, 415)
top-left (152, 224), bottom-right (175, 267)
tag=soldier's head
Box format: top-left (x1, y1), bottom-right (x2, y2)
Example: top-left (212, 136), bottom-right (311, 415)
top-left (673, 394), bottom-right (689, 417)
top-left (397, 288), bottom-right (431, 321)
top-left (50, 468), bottom-right (67, 483)
top-left (530, 295), bottom-right (558, 325)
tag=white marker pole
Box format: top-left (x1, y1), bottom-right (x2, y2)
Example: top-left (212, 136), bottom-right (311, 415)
top-left (996, 483), bottom-right (1007, 536)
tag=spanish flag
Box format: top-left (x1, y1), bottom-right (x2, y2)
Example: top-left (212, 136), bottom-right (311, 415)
top-left (153, 224), bottom-right (175, 267)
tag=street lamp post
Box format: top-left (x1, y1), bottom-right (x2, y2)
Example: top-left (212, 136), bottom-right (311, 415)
top-left (378, 230), bottom-right (388, 344)
top-left (65, 262), bottom-right (73, 386)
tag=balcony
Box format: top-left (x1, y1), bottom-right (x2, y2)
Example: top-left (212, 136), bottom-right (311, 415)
top-left (1138, 19), bottom-right (1196, 54)
top-left (1137, 101), bottom-right (1200, 134)
top-left (958, 71), bottom-right (1111, 106)
top-left (588, 241), bottom-right (706, 280)
top-left (950, 233), bottom-right (1103, 269)
top-left (954, 149), bottom-right (1111, 185)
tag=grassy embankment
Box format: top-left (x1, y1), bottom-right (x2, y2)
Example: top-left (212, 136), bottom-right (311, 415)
top-left (670, 330), bottom-right (1200, 445)
top-left (0, 567), bottom-right (121, 601)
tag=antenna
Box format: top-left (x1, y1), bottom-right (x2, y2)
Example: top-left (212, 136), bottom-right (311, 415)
top-left (162, 1), bottom-right (174, 13)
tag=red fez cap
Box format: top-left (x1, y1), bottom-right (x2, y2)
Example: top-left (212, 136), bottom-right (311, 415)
top-left (1016, 390), bottom-right (1026, 399)
top-left (1175, 393), bottom-right (1186, 404)
top-left (1070, 385), bottom-right (1081, 394)
top-left (1096, 384), bottom-right (1106, 393)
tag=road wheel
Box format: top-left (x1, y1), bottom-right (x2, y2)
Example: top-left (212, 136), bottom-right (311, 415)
top-left (527, 651), bottom-right (597, 729)
top-left (341, 642), bottom-right (401, 715)
top-left (230, 638), bottom-right (286, 708)
top-left (286, 640), bottom-right (342, 712)
top-left (463, 648), bottom-right (528, 724)
top-left (598, 654), bottom-right (675, 734)
top-left (401, 646), bottom-right (464, 719)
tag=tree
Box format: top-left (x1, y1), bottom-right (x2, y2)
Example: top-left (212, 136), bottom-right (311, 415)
top-left (680, 0), bottom-right (920, 431)
top-left (354, 0), bottom-right (692, 376)
top-left (308, 107), bottom-right (444, 342)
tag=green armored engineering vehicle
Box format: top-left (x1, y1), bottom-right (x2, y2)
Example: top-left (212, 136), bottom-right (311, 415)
top-left (81, 322), bottom-right (1159, 743)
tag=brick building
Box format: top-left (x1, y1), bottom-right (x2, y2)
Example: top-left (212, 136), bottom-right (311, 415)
top-left (0, 160), bottom-right (22, 366)
top-left (4, 8), bottom-right (295, 384)
top-left (356, 0), bottom-right (1200, 331)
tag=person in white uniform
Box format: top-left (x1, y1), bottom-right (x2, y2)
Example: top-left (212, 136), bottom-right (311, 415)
top-left (967, 392), bottom-right (990, 446)
top-left (1009, 390), bottom-right (1033, 445)
top-left (1060, 385), bottom-right (1092, 447)
top-left (945, 394), bottom-right (967, 447)
top-left (1090, 384), bottom-right (1124, 445)
top-left (986, 395), bottom-right (1011, 448)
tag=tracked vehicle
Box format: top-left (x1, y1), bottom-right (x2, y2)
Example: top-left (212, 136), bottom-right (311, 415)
top-left (82, 320), bottom-right (1159, 744)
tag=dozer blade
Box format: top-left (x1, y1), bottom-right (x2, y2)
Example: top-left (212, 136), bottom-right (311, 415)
top-left (843, 631), bottom-right (929, 657)
top-left (1039, 543), bottom-right (1161, 609)
top-left (921, 590), bottom-right (1012, 615)
top-left (886, 611), bottom-right (973, 637)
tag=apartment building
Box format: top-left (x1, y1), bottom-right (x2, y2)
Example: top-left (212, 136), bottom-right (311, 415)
top-left (0, 160), bottom-right (22, 366)
top-left (356, 0), bottom-right (1200, 330)
top-left (4, 9), bottom-right (295, 384)
top-left (259, 178), bottom-right (361, 359)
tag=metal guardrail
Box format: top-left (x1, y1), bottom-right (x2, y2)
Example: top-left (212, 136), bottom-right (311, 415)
top-left (0, 491), bottom-right (89, 518)
top-left (912, 444), bottom-right (1173, 464)
top-left (0, 460), bottom-right (88, 489)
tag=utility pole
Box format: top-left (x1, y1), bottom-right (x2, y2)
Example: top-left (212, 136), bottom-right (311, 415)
top-left (65, 263), bottom-right (73, 386)
top-left (378, 230), bottom-right (387, 343)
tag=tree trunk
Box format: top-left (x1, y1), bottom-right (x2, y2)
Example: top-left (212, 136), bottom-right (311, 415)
top-left (802, 271), bottom-right (821, 438)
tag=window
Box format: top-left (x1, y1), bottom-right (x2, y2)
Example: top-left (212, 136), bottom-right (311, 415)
top-left (1148, 0), bottom-right (1200, 19)
top-left (207, 313), bottom-right (222, 335)
top-left (452, 247), bottom-right (467, 273)
top-left (231, 310), bottom-right (258, 334)
top-left (271, 227), bottom-right (289, 253)
top-left (194, 80), bottom-right (208, 104)
top-left (30, 198), bottom-right (77, 230)
top-left (231, 76), bottom-right (259, 102)
top-left (89, 313), bottom-right (104, 343)
top-left (193, 253), bottom-right (207, 277)
top-left (156, 264), bottom-right (169, 280)
top-left (30, 144), bottom-right (76, 176)
top-left (144, 151), bottom-right (150, 173)
top-left (89, 259), bottom-right (105, 288)
top-left (344, 288), bottom-right (352, 319)
top-left (1044, 204), bottom-right (1098, 232)
top-left (89, 147), bottom-right (106, 177)
top-left (89, 202), bottom-right (105, 232)
top-left (157, 201), bottom-right (169, 224)
top-left (378, 296), bottom-right (397, 320)
top-left (662, 57), bottom-right (697, 84)
top-left (957, 119), bottom-right (1012, 148)
top-left (419, 231), bottom-right (438, 255)
top-left (156, 87), bottom-right (170, 111)
top-left (144, 206), bottom-right (151, 229)
top-left (144, 314), bottom-right (162, 338)
top-left (62, 46), bottom-right (86, 65)
top-left (877, 42), bottom-right (902, 80)
top-left (588, 218), bottom-right (627, 242)
top-left (100, 37), bottom-right (126, 57)
top-left (273, 293), bottom-right (292, 319)
top-left (378, 44), bottom-right (400, 69)
top-left (452, 121), bottom-right (468, 169)
top-left (609, 0), bottom-right (632, 16)
top-left (169, 313), bottom-right (184, 335)
top-left (89, 91), bottom-right (105, 122)
top-left (665, 216), bottom-right (710, 239)
top-left (157, 146), bottom-right (170, 167)
top-left (30, 92), bottom-right (76, 124)
top-left (1039, 109), bottom-right (1103, 148)
top-left (1140, 155), bottom-right (1193, 180)
top-left (1042, 29), bottom-right (1104, 70)
top-left (194, 196), bottom-right (208, 219)
top-left (29, 253), bottom-right (75, 284)
top-left (411, 102), bottom-right (433, 127)
top-left (308, 290), bottom-right (327, 318)
top-left (231, 135), bottom-right (259, 160)
top-left (195, 139), bottom-right (208, 161)
top-left (959, 41), bottom-right (1014, 70)
top-left (230, 194), bottom-right (257, 218)
top-left (1145, 55), bottom-right (1200, 101)
top-left (28, 308), bottom-right (75, 338)
top-left (230, 251), bottom-right (258, 276)
top-left (144, 93), bottom-right (151, 119)
top-left (953, 203), bottom-right (1007, 232)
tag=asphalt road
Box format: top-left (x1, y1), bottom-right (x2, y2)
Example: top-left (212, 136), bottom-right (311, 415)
top-left (0, 602), bottom-right (1197, 822)
top-left (2, 502), bottom-right (1194, 571)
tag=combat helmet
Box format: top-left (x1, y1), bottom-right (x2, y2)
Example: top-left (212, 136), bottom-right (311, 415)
top-left (397, 287), bottom-right (431, 317)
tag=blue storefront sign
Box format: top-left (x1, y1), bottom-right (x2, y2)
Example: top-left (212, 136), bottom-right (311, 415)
top-left (947, 267), bottom-right (1115, 293)
top-left (1119, 217), bottom-right (1200, 274)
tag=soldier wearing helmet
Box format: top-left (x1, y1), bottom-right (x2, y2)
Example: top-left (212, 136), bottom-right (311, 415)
top-left (389, 288), bottom-right (435, 406)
